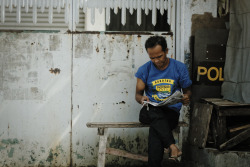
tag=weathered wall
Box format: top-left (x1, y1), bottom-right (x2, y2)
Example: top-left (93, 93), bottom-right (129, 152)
top-left (0, 1), bottom-right (223, 166)
top-left (0, 33), bottom-right (72, 166)
top-left (0, 32), bottom-right (174, 167)
top-left (184, 0), bottom-right (218, 54)
top-left (179, 0), bottom-right (218, 152)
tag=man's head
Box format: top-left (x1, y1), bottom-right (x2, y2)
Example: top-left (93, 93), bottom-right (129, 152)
top-left (145, 36), bottom-right (168, 52)
top-left (145, 36), bottom-right (169, 70)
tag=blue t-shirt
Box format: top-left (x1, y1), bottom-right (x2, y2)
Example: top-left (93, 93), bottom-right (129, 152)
top-left (135, 58), bottom-right (192, 112)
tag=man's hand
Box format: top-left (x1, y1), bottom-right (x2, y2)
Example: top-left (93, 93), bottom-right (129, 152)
top-left (140, 96), bottom-right (150, 105)
top-left (181, 94), bottom-right (190, 105)
top-left (181, 87), bottom-right (191, 105)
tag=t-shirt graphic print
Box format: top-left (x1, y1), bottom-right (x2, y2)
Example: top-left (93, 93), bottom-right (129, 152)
top-left (151, 79), bottom-right (174, 102)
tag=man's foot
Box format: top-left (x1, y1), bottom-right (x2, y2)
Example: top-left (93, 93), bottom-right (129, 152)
top-left (169, 144), bottom-right (182, 159)
top-left (169, 156), bottom-right (180, 162)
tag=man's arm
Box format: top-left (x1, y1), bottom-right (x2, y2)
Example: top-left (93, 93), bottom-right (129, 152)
top-left (135, 78), bottom-right (149, 104)
top-left (181, 86), bottom-right (192, 105)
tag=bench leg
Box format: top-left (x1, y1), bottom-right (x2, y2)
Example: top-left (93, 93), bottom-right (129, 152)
top-left (97, 128), bottom-right (108, 167)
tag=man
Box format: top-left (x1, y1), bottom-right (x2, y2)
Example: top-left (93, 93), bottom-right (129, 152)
top-left (135, 36), bottom-right (192, 167)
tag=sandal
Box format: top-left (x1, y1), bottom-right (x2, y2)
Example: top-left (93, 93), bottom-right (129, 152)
top-left (169, 156), bottom-right (180, 162)
top-left (169, 150), bottom-right (182, 162)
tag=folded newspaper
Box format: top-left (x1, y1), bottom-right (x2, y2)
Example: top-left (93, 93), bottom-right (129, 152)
top-left (143, 90), bottom-right (183, 107)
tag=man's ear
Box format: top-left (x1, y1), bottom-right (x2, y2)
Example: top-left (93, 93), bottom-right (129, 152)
top-left (165, 49), bottom-right (169, 54)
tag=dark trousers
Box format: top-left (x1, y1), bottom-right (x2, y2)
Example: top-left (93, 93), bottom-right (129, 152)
top-left (139, 105), bottom-right (179, 167)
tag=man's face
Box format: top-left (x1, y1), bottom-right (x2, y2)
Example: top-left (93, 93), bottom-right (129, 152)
top-left (147, 45), bottom-right (168, 70)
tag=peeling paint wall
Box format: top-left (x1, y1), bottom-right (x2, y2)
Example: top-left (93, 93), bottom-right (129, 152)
top-left (184, 0), bottom-right (218, 54)
top-left (0, 32), bottom-right (173, 166)
top-left (72, 33), bottom-right (174, 166)
top-left (0, 33), bottom-right (72, 166)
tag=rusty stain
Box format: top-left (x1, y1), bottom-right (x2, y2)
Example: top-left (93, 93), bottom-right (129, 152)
top-left (64, 31), bottom-right (173, 36)
top-left (49, 68), bottom-right (61, 75)
top-left (105, 31), bottom-right (153, 35)
top-left (65, 30), bottom-right (168, 39)
top-left (96, 47), bottom-right (99, 53)
top-left (68, 31), bottom-right (154, 35)
top-left (0, 30), bottom-right (59, 34)
top-left (161, 32), bottom-right (174, 36)
top-left (67, 30), bottom-right (102, 34)
top-left (0, 30), bottom-right (24, 33)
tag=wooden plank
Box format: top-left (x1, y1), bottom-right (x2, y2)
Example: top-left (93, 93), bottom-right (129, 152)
top-left (201, 98), bottom-right (250, 108)
top-left (229, 124), bottom-right (250, 133)
top-left (210, 109), bottom-right (228, 148)
top-left (106, 148), bottom-right (148, 162)
top-left (86, 121), bottom-right (188, 128)
top-left (219, 108), bottom-right (250, 116)
top-left (219, 128), bottom-right (250, 150)
top-left (216, 116), bottom-right (227, 147)
top-left (188, 103), bottom-right (213, 148)
top-left (97, 128), bottom-right (108, 167)
top-left (210, 111), bottom-right (217, 147)
top-left (87, 122), bottom-right (149, 128)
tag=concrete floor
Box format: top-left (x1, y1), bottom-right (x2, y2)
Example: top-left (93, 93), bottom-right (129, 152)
top-left (183, 146), bottom-right (250, 167)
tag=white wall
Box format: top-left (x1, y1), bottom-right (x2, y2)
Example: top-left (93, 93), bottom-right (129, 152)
top-left (0, 33), bottom-right (72, 166)
top-left (0, 32), bottom-right (173, 166)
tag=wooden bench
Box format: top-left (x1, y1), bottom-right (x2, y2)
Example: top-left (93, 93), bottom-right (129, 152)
top-left (86, 121), bottom-right (188, 167)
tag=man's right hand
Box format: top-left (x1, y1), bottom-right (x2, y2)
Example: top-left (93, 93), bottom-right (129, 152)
top-left (140, 96), bottom-right (149, 104)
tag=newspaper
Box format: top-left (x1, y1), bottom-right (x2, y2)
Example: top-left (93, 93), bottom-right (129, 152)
top-left (143, 90), bottom-right (183, 107)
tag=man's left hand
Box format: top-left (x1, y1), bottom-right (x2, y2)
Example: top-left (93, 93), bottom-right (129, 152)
top-left (181, 94), bottom-right (190, 105)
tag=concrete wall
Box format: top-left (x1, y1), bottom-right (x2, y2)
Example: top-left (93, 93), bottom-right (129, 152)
top-left (0, 32), bottom-right (173, 167)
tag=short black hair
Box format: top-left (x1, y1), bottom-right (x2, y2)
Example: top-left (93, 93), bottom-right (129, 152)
top-left (145, 36), bottom-right (168, 52)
